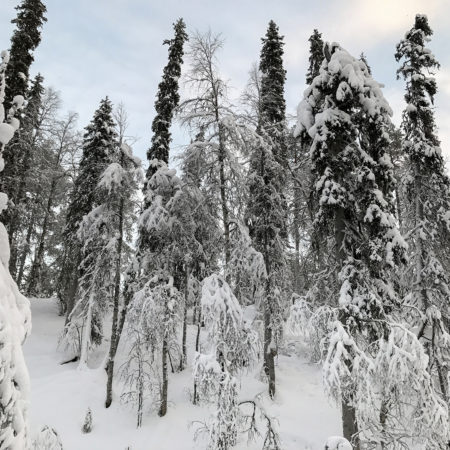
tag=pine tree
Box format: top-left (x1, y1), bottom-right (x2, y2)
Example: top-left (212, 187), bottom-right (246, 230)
top-left (295, 42), bottom-right (408, 446)
top-left (246, 20), bottom-right (287, 398)
top-left (396, 14), bottom-right (450, 408)
top-left (59, 98), bottom-right (116, 331)
top-left (1, 0), bottom-right (47, 235)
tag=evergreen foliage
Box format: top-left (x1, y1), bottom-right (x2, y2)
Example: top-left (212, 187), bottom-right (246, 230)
top-left (60, 98), bottom-right (117, 330)
top-left (146, 18), bottom-right (188, 185)
top-left (1, 0), bottom-right (47, 233)
top-left (396, 13), bottom-right (450, 414)
top-left (246, 20), bottom-right (287, 398)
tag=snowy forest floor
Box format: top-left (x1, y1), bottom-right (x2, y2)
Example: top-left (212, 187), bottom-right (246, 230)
top-left (24, 298), bottom-right (341, 450)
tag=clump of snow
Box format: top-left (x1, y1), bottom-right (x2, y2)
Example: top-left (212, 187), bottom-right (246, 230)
top-left (99, 162), bottom-right (124, 192)
top-left (0, 122), bottom-right (15, 145)
top-left (325, 436), bottom-right (352, 450)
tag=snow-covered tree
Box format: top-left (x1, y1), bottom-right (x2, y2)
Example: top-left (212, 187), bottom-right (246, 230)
top-left (194, 274), bottom-right (259, 450)
top-left (59, 97), bottom-right (116, 320)
top-left (0, 49), bottom-right (30, 450)
top-left (180, 30), bottom-right (254, 270)
top-left (81, 408), bottom-right (92, 433)
top-left (1, 0), bottom-right (47, 239)
top-left (123, 273), bottom-right (182, 423)
top-left (6, 73), bottom-right (45, 277)
top-left (396, 13), bottom-right (450, 406)
top-left (124, 19), bottom-right (188, 418)
top-left (295, 42), bottom-right (408, 446)
top-left (26, 110), bottom-right (80, 296)
top-left (60, 98), bottom-right (117, 360)
top-left (104, 113), bottom-right (143, 406)
top-left (306, 29), bottom-right (324, 85)
top-left (145, 18), bottom-right (187, 184)
top-left (290, 29), bottom-right (326, 300)
top-left (246, 20), bottom-right (288, 398)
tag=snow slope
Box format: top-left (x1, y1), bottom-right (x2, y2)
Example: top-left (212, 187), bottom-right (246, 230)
top-left (24, 298), bottom-right (341, 450)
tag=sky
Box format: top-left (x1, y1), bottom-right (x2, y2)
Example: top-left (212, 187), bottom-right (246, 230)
top-left (1, 0), bottom-right (450, 163)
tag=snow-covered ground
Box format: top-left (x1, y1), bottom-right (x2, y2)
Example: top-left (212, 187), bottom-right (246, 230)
top-left (24, 298), bottom-right (341, 449)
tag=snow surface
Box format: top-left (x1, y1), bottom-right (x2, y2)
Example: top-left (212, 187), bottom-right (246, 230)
top-left (24, 298), bottom-right (342, 449)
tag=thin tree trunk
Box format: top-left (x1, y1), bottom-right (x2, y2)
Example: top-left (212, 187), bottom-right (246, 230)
top-left (159, 336), bottom-right (168, 417)
top-left (217, 123), bottom-right (230, 269)
top-left (8, 132), bottom-right (38, 278)
top-left (263, 293), bottom-right (276, 399)
top-left (105, 194), bottom-right (124, 408)
top-left (137, 352), bottom-right (144, 428)
top-left (65, 250), bottom-right (81, 325)
top-left (193, 310), bottom-right (201, 405)
top-left (27, 178), bottom-right (58, 296)
top-left (179, 266), bottom-right (189, 371)
top-left (78, 294), bottom-right (93, 369)
top-left (16, 206), bottom-right (37, 287)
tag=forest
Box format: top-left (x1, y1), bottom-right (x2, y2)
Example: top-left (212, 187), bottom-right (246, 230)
top-left (0, 1), bottom-right (449, 449)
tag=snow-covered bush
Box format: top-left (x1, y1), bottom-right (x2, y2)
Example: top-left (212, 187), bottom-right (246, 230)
top-left (32, 426), bottom-right (63, 450)
top-left (81, 408), bottom-right (92, 434)
top-left (287, 294), bottom-right (336, 362)
top-left (194, 274), bottom-right (259, 449)
top-left (121, 275), bottom-right (182, 423)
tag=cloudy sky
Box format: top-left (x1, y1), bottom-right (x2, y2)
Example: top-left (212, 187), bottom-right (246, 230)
top-left (1, 0), bottom-right (450, 162)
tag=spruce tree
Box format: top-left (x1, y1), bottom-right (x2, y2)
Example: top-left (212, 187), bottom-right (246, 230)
top-left (7, 73), bottom-right (45, 276)
top-left (291, 29), bottom-right (325, 296)
top-left (1, 0), bottom-right (47, 230)
top-left (59, 98), bottom-right (116, 324)
top-left (306, 29), bottom-right (324, 85)
top-left (4, 0), bottom-right (47, 111)
top-left (126, 19), bottom-right (188, 417)
top-left (295, 43), bottom-right (407, 446)
top-left (145, 18), bottom-right (188, 187)
top-left (396, 15), bottom-right (450, 405)
top-left (246, 20), bottom-right (287, 398)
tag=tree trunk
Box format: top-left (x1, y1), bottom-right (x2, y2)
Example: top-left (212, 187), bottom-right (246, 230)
top-left (78, 294), bottom-right (93, 369)
top-left (179, 266), bottom-right (189, 371)
top-left (16, 206), bottom-right (37, 288)
top-left (65, 248), bottom-right (82, 324)
top-left (105, 194), bottom-right (124, 408)
top-left (335, 206), bottom-right (360, 448)
top-left (342, 401), bottom-right (359, 448)
top-left (263, 279), bottom-right (276, 399)
top-left (217, 122), bottom-right (230, 269)
top-left (159, 336), bottom-right (168, 417)
top-left (193, 311), bottom-right (201, 405)
top-left (8, 132), bottom-right (38, 279)
top-left (27, 178), bottom-right (58, 296)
